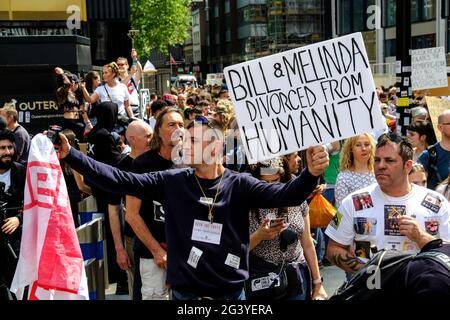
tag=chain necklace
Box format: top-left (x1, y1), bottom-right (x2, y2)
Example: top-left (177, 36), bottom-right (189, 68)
top-left (194, 171), bottom-right (224, 223)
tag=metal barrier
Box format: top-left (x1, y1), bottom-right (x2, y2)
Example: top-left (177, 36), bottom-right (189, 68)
top-left (76, 218), bottom-right (106, 300)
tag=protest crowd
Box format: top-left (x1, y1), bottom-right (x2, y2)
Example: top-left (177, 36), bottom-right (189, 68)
top-left (0, 44), bottom-right (449, 301)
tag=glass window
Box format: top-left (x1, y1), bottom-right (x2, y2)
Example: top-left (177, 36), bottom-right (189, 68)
top-left (338, 0), bottom-right (352, 34)
top-left (411, 0), bottom-right (419, 22)
top-left (225, 0), bottom-right (231, 13)
top-left (385, 39), bottom-right (396, 57)
top-left (384, 0), bottom-right (396, 27)
top-left (422, 0), bottom-right (435, 20)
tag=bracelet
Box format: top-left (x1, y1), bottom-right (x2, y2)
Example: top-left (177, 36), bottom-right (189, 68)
top-left (312, 277), bottom-right (323, 285)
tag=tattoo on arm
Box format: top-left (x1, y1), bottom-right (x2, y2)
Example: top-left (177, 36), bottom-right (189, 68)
top-left (332, 253), bottom-right (364, 272)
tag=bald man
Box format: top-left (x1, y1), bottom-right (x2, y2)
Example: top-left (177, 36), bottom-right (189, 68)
top-left (108, 120), bottom-right (153, 296)
top-left (418, 109), bottom-right (450, 189)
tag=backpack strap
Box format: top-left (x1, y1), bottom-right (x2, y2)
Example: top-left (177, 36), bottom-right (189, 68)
top-left (426, 145), bottom-right (442, 185)
top-left (103, 85), bottom-right (113, 102)
top-left (405, 249), bottom-right (450, 286)
top-left (130, 77), bottom-right (139, 92)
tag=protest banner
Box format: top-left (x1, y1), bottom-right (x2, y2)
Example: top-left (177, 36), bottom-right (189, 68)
top-left (224, 32), bottom-right (385, 164)
top-left (411, 47), bottom-right (448, 91)
top-left (425, 96), bottom-right (450, 141)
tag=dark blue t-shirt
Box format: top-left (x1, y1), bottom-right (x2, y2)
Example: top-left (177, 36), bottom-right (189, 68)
top-left (418, 143), bottom-right (450, 189)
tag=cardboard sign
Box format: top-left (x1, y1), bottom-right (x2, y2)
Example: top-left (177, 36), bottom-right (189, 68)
top-left (425, 96), bottom-right (450, 141)
top-left (411, 47), bottom-right (448, 90)
top-left (224, 32), bottom-right (385, 164)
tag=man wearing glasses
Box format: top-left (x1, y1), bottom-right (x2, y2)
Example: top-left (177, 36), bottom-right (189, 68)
top-left (117, 49), bottom-right (143, 118)
top-left (418, 110), bottom-right (450, 189)
top-left (326, 132), bottom-right (450, 281)
top-left (57, 116), bottom-right (328, 300)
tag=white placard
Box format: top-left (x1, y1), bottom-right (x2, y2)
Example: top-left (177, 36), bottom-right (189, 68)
top-left (224, 32), bottom-right (386, 164)
top-left (411, 47), bottom-right (448, 90)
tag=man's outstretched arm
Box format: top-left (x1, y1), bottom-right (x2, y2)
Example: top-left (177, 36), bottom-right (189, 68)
top-left (59, 133), bottom-right (162, 200)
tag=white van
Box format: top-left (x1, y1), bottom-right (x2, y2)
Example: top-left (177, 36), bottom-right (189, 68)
top-left (175, 74), bottom-right (198, 88)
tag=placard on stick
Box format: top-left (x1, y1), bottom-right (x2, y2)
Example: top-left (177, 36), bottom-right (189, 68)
top-left (411, 47), bottom-right (448, 91)
top-left (224, 32), bottom-right (385, 164)
top-left (425, 96), bottom-right (450, 141)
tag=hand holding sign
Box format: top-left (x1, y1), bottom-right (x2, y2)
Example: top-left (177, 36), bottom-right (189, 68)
top-left (306, 145), bottom-right (329, 177)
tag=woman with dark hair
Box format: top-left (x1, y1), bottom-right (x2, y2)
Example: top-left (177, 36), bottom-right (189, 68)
top-left (406, 120), bottom-right (437, 161)
top-left (246, 158), bottom-right (327, 300)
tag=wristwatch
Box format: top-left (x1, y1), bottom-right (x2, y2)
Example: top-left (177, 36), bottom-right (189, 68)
top-left (312, 276), bottom-right (324, 285)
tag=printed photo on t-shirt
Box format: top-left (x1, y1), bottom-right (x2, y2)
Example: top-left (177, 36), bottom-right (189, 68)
top-left (352, 192), bottom-right (374, 211)
top-left (424, 218), bottom-right (440, 236)
top-left (386, 240), bottom-right (401, 251)
top-left (355, 241), bottom-right (371, 261)
top-left (153, 200), bottom-right (165, 222)
top-left (354, 217), bottom-right (377, 235)
top-left (384, 205), bottom-right (406, 236)
top-left (330, 211), bottom-right (343, 230)
top-left (421, 193), bottom-right (442, 213)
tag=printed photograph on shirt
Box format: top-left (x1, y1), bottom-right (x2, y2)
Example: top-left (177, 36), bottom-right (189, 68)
top-left (153, 200), bottom-right (165, 222)
top-left (386, 240), bottom-right (401, 251)
top-left (330, 211), bottom-right (343, 230)
top-left (355, 241), bottom-right (371, 260)
top-left (424, 218), bottom-right (440, 236)
top-left (352, 192), bottom-right (374, 211)
top-left (354, 217), bottom-right (377, 235)
top-left (421, 193), bottom-right (442, 213)
top-left (384, 205), bottom-right (406, 236)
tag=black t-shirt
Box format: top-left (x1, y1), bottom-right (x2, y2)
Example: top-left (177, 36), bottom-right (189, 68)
top-left (108, 155), bottom-right (134, 237)
top-left (131, 150), bottom-right (173, 258)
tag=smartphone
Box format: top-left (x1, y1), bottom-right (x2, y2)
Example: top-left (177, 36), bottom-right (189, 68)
top-left (269, 217), bottom-right (285, 228)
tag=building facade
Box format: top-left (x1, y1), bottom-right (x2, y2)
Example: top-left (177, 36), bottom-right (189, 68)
top-left (193, 0), bottom-right (331, 75)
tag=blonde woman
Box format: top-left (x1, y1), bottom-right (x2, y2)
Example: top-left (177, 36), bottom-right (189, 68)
top-left (408, 163), bottom-right (428, 187)
top-left (81, 62), bottom-right (134, 119)
top-left (335, 134), bottom-right (377, 208)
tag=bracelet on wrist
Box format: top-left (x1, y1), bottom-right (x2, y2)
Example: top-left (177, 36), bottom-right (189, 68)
top-left (312, 276), bottom-right (323, 285)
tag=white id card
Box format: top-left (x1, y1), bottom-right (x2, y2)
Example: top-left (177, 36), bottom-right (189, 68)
top-left (191, 219), bottom-right (223, 245)
top-left (225, 253), bottom-right (240, 269)
top-left (187, 246), bottom-right (203, 268)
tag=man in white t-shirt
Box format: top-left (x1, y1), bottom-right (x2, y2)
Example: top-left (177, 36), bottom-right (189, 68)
top-left (326, 133), bottom-right (450, 273)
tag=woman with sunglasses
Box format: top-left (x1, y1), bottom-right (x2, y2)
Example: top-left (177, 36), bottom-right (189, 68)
top-left (246, 158), bottom-right (327, 300)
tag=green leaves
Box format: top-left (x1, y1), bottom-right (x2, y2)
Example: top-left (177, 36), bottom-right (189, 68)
top-left (131, 0), bottom-right (191, 56)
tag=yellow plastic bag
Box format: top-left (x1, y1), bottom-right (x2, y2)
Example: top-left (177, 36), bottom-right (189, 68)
top-left (308, 194), bottom-right (337, 228)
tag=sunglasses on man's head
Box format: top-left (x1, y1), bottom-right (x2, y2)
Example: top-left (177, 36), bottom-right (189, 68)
top-left (191, 115), bottom-right (222, 140)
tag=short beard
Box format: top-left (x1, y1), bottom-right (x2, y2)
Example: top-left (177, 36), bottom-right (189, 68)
top-left (0, 159), bottom-right (12, 170)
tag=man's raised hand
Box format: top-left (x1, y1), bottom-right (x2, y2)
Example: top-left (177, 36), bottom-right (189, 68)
top-left (306, 145), bottom-right (329, 177)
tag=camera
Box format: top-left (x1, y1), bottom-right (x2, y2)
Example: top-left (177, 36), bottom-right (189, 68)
top-left (0, 182), bottom-right (17, 261)
top-left (47, 125), bottom-right (62, 148)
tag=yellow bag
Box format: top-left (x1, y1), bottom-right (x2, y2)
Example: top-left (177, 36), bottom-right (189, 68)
top-left (308, 194), bottom-right (337, 228)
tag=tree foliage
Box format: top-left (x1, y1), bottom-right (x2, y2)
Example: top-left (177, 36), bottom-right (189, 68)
top-left (130, 0), bottom-right (191, 56)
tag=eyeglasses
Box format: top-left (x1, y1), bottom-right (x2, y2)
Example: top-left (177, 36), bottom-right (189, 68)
top-left (117, 63), bottom-right (127, 67)
top-left (441, 123), bottom-right (450, 125)
top-left (191, 115), bottom-right (222, 141)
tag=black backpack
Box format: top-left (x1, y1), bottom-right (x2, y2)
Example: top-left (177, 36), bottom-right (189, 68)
top-left (330, 248), bottom-right (450, 300)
